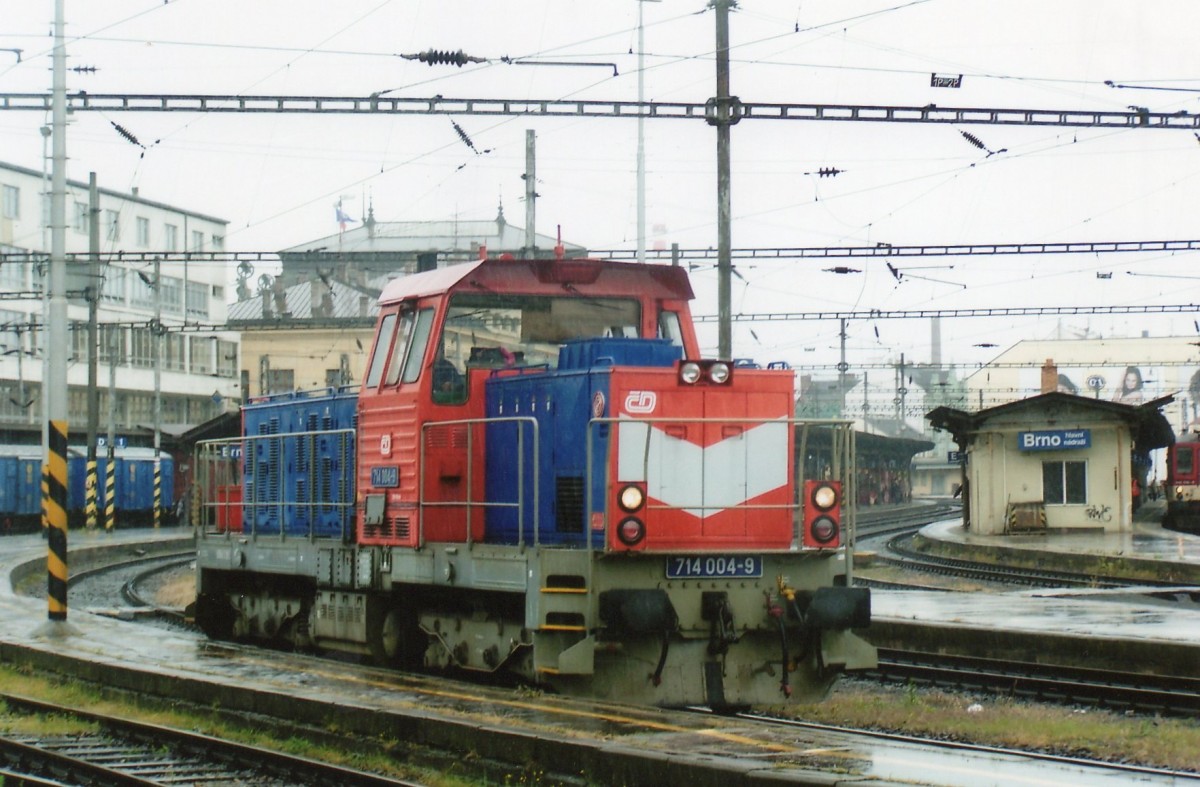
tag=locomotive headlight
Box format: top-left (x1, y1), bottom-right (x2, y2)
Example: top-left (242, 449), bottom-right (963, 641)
top-left (617, 517), bottom-right (646, 546)
top-left (679, 362), bottom-right (702, 384)
top-left (810, 482), bottom-right (838, 510)
top-left (810, 515), bottom-right (838, 544)
top-left (618, 483), bottom-right (645, 512)
top-left (708, 362), bottom-right (731, 384)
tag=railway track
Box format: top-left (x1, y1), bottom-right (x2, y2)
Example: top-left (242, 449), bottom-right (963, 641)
top-left (51, 524), bottom-right (1199, 782)
top-left (0, 693), bottom-right (421, 786)
top-left (738, 712), bottom-right (1200, 785)
top-left (881, 531), bottom-right (1195, 590)
top-left (870, 648), bottom-right (1200, 717)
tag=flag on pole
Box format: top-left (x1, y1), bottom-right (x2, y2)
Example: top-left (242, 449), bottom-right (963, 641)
top-left (335, 199), bottom-right (356, 232)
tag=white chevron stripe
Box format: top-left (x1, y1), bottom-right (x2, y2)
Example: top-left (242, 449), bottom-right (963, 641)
top-left (617, 418), bottom-right (788, 518)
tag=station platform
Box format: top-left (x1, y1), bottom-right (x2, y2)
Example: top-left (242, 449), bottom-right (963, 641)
top-left (913, 497), bottom-right (1200, 565)
top-left (868, 499), bottom-right (1200, 676)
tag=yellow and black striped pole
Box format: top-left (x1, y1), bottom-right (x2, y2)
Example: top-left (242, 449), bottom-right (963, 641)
top-left (40, 465), bottom-right (49, 536)
top-left (153, 456), bottom-right (161, 529)
top-left (85, 459), bottom-right (97, 530)
top-left (46, 420), bottom-right (69, 622)
top-left (104, 453), bottom-right (115, 532)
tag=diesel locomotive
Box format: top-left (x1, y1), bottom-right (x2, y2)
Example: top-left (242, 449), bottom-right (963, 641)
top-left (1165, 435), bottom-right (1200, 533)
top-left (192, 254), bottom-right (875, 708)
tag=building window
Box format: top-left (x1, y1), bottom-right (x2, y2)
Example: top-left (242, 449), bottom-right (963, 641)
top-left (1, 185), bottom-right (18, 219)
top-left (100, 324), bottom-right (125, 364)
top-left (211, 234), bottom-right (225, 251)
top-left (266, 368), bottom-right (294, 395)
top-left (105, 209), bottom-right (120, 241)
top-left (216, 340), bottom-right (237, 377)
top-left (159, 275), bottom-right (182, 314)
top-left (185, 280), bottom-right (208, 318)
top-left (1043, 460), bottom-right (1086, 505)
top-left (0, 244), bottom-right (25, 289)
top-left (136, 217), bottom-right (150, 247)
top-left (163, 333), bottom-right (185, 371)
top-left (130, 270), bottom-right (155, 309)
top-left (102, 266), bottom-right (127, 303)
top-left (73, 202), bottom-right (88, 234)
top-left (191, 230), bottom-right (204, 251)
top-left (69, 321), bottom-right (88, 361)
top-left (129, 326), bottom-right (154, 368)
top-left (189, 336), bottom-right (213, 374)
top-left (164, 224), bottom-right (178, 251)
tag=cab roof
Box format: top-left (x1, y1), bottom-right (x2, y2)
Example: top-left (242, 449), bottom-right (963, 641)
top-left (378, 257), bottom-right (694, 306)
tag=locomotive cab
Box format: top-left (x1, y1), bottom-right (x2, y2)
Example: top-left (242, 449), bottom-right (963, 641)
top-left (355, 257), bottom-right (700, 549)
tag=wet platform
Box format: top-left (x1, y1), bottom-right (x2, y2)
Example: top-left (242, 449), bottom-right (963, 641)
top-left (869, 499), bottom-right (1200, 676)
top-left (917, 498), bottom-right (1200, 565)
top-left (3, 528), bottom-right (1192, 785)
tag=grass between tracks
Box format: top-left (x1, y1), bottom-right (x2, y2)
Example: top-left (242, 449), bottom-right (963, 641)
top-left (0, 663), bottom-right (514, 787)
top-left (783, 679), bottom-right (1200, 773)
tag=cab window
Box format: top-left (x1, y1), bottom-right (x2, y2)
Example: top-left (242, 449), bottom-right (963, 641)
top-left (383, 311), bottom-right (416, 386)
top-left (402, 309), bottom-right (434, 384)
top-left (658, 310), bottom-right (683, 347)
top-left (364, 313), bottom-right (396, 389)
top-left (432, 293), bottom-right (641, 405)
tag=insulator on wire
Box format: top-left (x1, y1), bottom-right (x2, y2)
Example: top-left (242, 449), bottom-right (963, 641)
top-left (403, 49), bottom-right (483, 67)
top-left (817, 166), bottom-right (843, 177)
top-left (111, 121), bottom-right (142, 148)
top-left (451, 120), bottom-right (479, 154)
top-left (960, 130), bottom-right (987, 150)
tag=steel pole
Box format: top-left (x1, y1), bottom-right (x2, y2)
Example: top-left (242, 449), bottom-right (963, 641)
top-left (44, 0), bottom-right (69, 624)
top-left (714, 0), bottom-right (733, 360)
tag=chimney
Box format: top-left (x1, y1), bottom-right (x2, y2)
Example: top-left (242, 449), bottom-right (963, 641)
top-left (1040, 358), bottom-right (1057, 394)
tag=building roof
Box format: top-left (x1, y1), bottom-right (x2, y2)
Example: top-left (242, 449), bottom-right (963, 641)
top-left (280, 211), bottom-right (587, 257)
top-left (227, 278), bottom-right (380, 322)
top-left (0, 160), bottom-right (229, 226)
top-left (927, 392), bottom-right (1176, 452)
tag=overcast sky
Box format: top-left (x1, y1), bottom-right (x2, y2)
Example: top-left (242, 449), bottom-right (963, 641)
top-left (2, 1), bottom-right (1200, 375)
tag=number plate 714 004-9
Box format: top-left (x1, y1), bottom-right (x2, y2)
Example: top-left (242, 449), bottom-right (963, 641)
top-left (665, 555), bottom-right (763, 579)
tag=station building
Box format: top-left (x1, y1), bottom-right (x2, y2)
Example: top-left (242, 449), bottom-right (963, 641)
top-left (0, 160), bottom-right (241, 445)
top-left (927, 391), bottom-right (1173, 534)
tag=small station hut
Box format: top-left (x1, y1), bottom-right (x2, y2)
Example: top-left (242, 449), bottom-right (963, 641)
top-left (927, 392), bottom-right (1173, 534)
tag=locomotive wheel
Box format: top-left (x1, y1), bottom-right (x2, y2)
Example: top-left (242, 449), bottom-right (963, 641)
top-left (193, 592), bottom-right (236, 641)
top-left (367, 601), bottom-right (422, 669)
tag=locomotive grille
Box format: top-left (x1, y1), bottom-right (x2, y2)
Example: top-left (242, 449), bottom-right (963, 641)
top-left (426, 424), bottom-right (467, 448)
top-left (365, 515), bottom-right (411, 541)
top-left (555, 476), bottom-right (585, 533)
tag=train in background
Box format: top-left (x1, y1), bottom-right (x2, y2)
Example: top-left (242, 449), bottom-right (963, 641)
top-left (192, 253), bottom-right (875, 709)
top-left (0, 445), bottom-right (175, 532)
top-left (1165, 436), bottom-right (1200, 533)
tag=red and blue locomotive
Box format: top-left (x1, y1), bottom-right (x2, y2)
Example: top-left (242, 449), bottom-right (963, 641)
top-left (193, 254), bottom-right (874, 707)
top-left (1165, 436), bottom-right (1200, 533)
